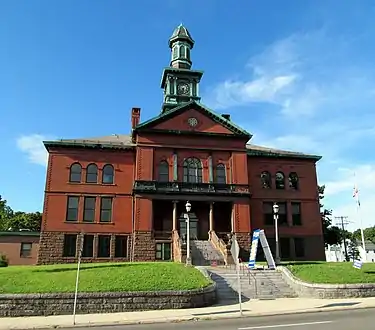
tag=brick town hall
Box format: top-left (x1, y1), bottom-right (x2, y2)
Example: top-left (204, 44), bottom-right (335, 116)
top-left (37, 25), bottom-right (325, 265)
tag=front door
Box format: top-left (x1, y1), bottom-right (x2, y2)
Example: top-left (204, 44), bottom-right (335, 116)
top-left (179, 212), bottom-right (199, 240)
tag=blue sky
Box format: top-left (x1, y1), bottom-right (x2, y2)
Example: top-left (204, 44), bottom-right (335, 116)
top-left (1, 0), bottom-right (375, 231)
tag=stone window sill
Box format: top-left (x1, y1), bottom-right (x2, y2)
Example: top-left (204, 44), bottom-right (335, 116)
top-left (67, 182), bottom-right (116, 186)
top-left (64, 221), bottom-right (114, 225)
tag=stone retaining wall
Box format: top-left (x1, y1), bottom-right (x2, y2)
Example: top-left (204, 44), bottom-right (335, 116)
top-left (279, 266), bottom-right (375, 299)
top-left (0, 284), bottom-right (217, 317)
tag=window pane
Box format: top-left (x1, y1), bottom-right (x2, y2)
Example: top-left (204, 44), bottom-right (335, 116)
top-left (98, 235), bottom-right (111, 257)
top-left (262, 202), bottom-right (273, 214)
top-left (70, 164), bottom-right (82, 182)
top-left (278, 203), bottom-right (287, 214)
top-left (68, 196), bottom-right (79, 208)
top-left (163, 243), bottom-right (171, 260)
top-left (115, 236), bottom-right (127, 258)
top-left (82, 235), bottom-right (94, 257)
top-left (63, 234), bottom-right (77, 257)
top-left (100, 210), bottom-right (111, 222)
top-left (83, 210), bottom-right (95, 222)
top-left (156, 251), bottom-right (162, 259)
top-left (20, 243), bottom-right (32, 257)
top-left (101, 197), bottom-right (112, 210)
top-left (103, 165), bottom-right (114, 184)
top-left (292, 202), bottom-right (300, 214)
top-left (86, 164), bottom-right (98, 183)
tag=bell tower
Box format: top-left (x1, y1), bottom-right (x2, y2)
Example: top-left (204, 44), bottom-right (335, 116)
top-left (160, 24), bottom-right (204, 113)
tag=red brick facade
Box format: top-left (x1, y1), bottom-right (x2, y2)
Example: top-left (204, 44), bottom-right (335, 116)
top-left (37, 26), bottom-right (325, 265)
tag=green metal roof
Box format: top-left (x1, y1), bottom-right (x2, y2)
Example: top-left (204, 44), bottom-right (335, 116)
top-left (134, 100), bottom-right (252, 138)
top-left (169, 24), bottom-right (194, 48)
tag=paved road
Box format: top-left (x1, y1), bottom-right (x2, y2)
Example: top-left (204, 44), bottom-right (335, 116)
top-left (72, 308), bottom-right (374, 329)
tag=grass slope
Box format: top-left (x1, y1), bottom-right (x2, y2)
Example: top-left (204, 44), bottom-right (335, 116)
top-left (0, 262), bottom-right (211, 294)
top-left (286, 262), bottom-right (375, 284)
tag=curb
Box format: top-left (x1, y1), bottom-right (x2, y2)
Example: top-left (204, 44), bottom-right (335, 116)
top-left (3, 304), bottom-right (375, 329)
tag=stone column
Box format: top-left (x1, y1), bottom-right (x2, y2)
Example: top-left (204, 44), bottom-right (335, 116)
top-left (172, 201), bottom-right (177, 231)
top-left (209, 202), bottom-right (214, 232)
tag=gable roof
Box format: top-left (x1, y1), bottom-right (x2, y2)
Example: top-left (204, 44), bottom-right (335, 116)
top-left (133, 101), bottom-right (252, 138)
top-left (43, 133), bottom-right (321, 161)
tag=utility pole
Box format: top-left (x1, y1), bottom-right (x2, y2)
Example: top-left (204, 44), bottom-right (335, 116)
top-left (335, 216), bottom-right (350, 262)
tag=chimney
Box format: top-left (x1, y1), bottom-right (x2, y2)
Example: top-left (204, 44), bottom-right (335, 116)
top-left (222, 114), bottom-right (231, 121)
top-left (131, 107), bottom-right (141, 129)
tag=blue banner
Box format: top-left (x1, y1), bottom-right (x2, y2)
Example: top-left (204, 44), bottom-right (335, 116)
top-left (248, 229), bottom-right (261, 269)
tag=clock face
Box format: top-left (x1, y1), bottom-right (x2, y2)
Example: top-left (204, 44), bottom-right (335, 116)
top-left (177, 82), bottom-right (190, 95)
top-left (187, 117), bottom-right (198, 127)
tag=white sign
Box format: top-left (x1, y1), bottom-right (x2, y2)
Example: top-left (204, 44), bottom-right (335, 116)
top-left (259, 230), bottom-right (276, 269)
top-left (353, 260), bottom-right (363, 269)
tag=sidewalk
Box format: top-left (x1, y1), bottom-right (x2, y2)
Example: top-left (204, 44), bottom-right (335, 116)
top-left (2, 297), bottom-right (375, 329)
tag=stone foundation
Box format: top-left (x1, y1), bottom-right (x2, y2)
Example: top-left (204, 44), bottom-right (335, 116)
top-left (132, 231), bottom-right (155, 261)
top-left (0, 284), bottom-right (217, 317)
top-left (235, 232), bottom-right (250, 261)
top-left (37, 231), bottom-right (131, 265)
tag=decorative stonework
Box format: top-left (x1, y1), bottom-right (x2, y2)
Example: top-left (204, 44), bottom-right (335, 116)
top-left (279, 266), bottom-right (375, 298)
top-left (132, 231), bottom-right (155, 261)
top-left (0, 284), bottom-right (217, 317)
top-left (235, 232), bottom-right (250, 261)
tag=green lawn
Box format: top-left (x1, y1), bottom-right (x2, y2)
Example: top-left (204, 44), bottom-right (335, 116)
top-left (285, 262), bottom-right (375, 284)
top-left (0, 262), bottom-right (211, 294)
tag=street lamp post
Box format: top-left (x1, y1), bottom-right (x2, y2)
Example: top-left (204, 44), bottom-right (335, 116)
top-left (185, 201), bottom-right (192, 266)
top-left (273, 202), bottom-right (281, 265)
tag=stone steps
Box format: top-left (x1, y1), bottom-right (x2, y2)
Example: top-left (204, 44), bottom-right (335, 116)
top-left (208, 267), bottom-right (297, 301)
top-left (191, 240), bottom-right (225, 266)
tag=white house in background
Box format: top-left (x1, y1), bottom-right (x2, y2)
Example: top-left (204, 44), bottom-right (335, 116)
top-left (325, 240), bottom-right (375, 262)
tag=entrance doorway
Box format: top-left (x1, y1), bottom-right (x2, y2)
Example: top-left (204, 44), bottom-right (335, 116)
top-left (178, 212), bottom-right (199, 239)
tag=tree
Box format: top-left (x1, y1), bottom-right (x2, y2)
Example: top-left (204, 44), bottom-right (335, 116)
top-left (0, 195), bottom-right (42, 232)
top-left (318, 185), bottom-right (343, 247)
top-left (347, 232), bottom-right (360, 261)
top-left (0, 196), bottom-right (14, 231)
top-left (353, 226), bottom-right (375, 243)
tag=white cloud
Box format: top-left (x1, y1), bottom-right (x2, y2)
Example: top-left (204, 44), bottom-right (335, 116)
top-left (205, 29), bottom-right (375, 232)
top-left (16, 134), bottom-right (51, 166)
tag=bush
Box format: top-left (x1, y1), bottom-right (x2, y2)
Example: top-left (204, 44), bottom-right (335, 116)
top-left (0, 254), bottom-right (8, 267)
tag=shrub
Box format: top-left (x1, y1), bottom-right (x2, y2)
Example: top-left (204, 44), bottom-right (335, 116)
top-left (0, 254), bottom-right (8, 267)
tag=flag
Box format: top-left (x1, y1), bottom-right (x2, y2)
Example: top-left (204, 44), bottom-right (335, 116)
top-left (353, 185), bottom-right (361, 207)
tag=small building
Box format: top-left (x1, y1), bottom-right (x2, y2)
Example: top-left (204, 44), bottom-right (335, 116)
top-left (37, 25), bottom-right (325, 265)
top-left (0, 231), bottom-right (40, 265)
top-left (325, 240), bottom-right (375, 262)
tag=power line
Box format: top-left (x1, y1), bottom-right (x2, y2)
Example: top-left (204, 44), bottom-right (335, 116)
top-left (335, 216), bottom-right (350, 261)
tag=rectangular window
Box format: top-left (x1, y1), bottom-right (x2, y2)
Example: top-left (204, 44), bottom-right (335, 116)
top-left (115, 236), bottom-right (128, 258)
top-left (20, 242), bottom-right (32, 258)
top-left (63, 234), bottom-right (77, 257)
top-left (294, 238), bottom-right (305, 258)
top-left (82, 235), bottom-right (94, 257)
top-left (100, 197), bottom-right (113, 222)
top-left (83, 197), bottom-right (96, 222)
top-left (292, 202), bottom-right (302, 226)
top-left (280, 238), bottom-right (291, 259)
top-left (278, 202), bottom-right (287, 225)
top-left (98, 235), bottom-right (111, 257)
top-left (66, 196), bottom-right (79, 222)
top-left (262, 202), bottom-right (274, 226)
top-left (155, 243), bottom-right (171, 260)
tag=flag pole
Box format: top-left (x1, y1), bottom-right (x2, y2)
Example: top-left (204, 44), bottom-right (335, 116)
top-left (354, 173), bottom-right (366, 261)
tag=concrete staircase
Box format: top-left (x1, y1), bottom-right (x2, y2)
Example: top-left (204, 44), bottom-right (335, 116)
top-left (191, 240), bottom-right (225, 266)
top-left (208, 266), bottom-right (297, 303)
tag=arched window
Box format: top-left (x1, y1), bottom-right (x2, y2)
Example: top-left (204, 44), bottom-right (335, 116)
top-left (179, 45), bottom-right (186, 58)
top-left (260, 171), bottom-right (271, 188)
top-left (158, 161), bottom-right (169, 182)
top-left (183, 157), bottom-right (202, 183)
top-left (289, 172), bottom-right (299, 189)
top-left (275, 171), bottom-right (285, 190)
top-left (69, 163), bottom-right (82, 183)
top-left (215, 163), bottom-right (226, 184)
top-left (186, 47), bottom-right (190, 61)
top-left (102, 164), bottom-right (114, 184)
top-left (172, 46), bottom-right (178, 59)
top-left (86, 164), bottom-right (98, 183)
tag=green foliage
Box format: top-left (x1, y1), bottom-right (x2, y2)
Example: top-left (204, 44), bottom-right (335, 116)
top-left (318, 185), bottom-right (343, 247)
top-left (286, 262), bottom-right (375, 284)
top-left (353, 226), bottom-right (375, 243)
top-left (0, 262), bottom-right (211, 294)
top-left (0, 254), bottom-right (8, 267)
top-left (0, 195), bottom-right (42, 232)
